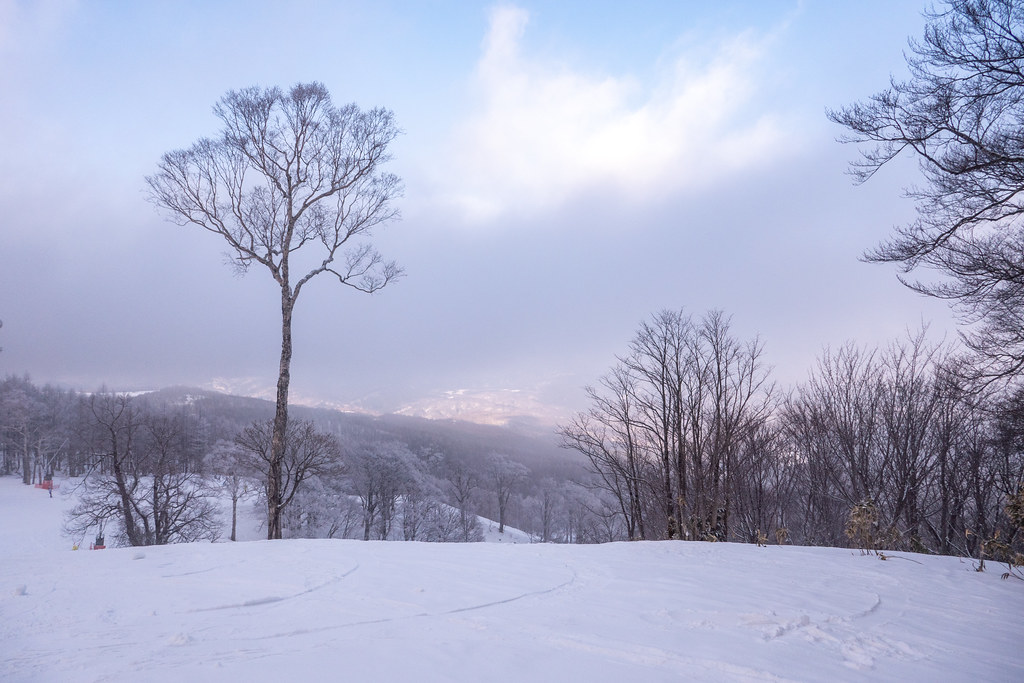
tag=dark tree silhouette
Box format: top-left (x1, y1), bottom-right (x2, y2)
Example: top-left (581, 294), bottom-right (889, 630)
top-left (829, 0), bottom-right (1024, 381)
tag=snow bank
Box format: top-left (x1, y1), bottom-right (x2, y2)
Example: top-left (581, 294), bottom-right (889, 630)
top-left (1, 476), bottom-right (1022, 682)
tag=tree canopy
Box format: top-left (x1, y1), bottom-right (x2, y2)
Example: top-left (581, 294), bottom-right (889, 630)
top-left (829, 0), bottom-right (1024, 381)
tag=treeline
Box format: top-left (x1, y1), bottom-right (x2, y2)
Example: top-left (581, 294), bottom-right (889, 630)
top-left (0, 380), bottom-right (595, 546)
top-left (5, 308), bottom-right (1022, 560)
top-left (560, 309), bottom-right (1024, 563)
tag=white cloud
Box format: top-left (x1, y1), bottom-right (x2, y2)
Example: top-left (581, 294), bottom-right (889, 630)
top-left (0, 0), bottom-right (77, 55)
top-left (434, 5), bottom-right (792, 224)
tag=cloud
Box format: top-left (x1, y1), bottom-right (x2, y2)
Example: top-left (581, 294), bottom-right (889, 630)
top-left (0, 0), bottom-right (76, 55)
top-left (434, 5), bottom-right (791, 224)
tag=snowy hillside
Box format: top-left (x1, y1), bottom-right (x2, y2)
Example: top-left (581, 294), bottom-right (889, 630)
top-left (2, 477), bottom-right (1022, 682)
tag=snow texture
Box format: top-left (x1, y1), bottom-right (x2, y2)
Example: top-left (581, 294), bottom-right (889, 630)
top-left (1, 476), bottom-right (1022, 681)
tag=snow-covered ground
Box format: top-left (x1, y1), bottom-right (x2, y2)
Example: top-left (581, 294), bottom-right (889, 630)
top-left (2, 476), bottom-right (1022, 682)
top-left (479, 517), bottom-right (532, 544)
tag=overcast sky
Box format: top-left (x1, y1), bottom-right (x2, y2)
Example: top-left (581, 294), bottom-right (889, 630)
top-left (0, 0), bottom-right (958, 420)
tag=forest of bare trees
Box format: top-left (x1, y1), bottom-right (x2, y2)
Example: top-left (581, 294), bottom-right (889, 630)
top-left (2, 303), bottom-right (1022, 564)
top-left (0, 381), bottom-right (592, 547)
top-left (558, 310), bottom-right (1024, 566)
top-left (4, 304), bottom-right (1024, 563)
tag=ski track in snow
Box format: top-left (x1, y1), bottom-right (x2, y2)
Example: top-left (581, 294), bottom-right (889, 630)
top-left (189, 562), bottom-right (361, 613)
top-left (444, 565), bottom-right (576, 614)
top-left (227, 562), bottom-right (578, 643)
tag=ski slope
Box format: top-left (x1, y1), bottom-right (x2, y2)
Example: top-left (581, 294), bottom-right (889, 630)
top-left (1, 476), bottom-right (1022, 681)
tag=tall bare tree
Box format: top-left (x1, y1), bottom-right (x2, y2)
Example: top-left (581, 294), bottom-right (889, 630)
top-left (559, 364), bottom-right (651, 540)
top-left (624, 310), bottom-right (690, 539)
top-left (147, 82), bottom-right (402, 538)
top-left (829, 0), bottom-right (1024, 381)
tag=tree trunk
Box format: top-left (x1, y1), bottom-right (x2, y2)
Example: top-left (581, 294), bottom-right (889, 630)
top-left (674, 411), bottom-right (686, 539)
top-left (112, 453), bottom-right (142, 546)
top-left (663, 460), bottom-right (675, 539)
top-left (153, 477), bottom-right (160, 544)
top-left (21, 432), bottom-right (31, 485)
top-left (231, 494), bottom-right (238, 542)
top-left (723, 448), bottom-right (733, 541)
top-left (268, 291), bottom-right (294, 540)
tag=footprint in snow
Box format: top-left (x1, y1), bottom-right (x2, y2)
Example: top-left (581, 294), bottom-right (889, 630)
top-left (169, 633), bottom-right (194, 646)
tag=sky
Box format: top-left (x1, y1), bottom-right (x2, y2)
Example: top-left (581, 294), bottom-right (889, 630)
top-left (0, 0), bottom-right (959, 421)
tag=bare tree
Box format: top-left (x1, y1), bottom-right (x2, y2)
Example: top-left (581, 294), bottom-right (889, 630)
top-left (558, 365), bottom-right (651, 540)
top-left (829, 0), bottom-right (1024, 381)
top-left (235, 418), bottom-right (342, 531)
top-left (399, 474), bottom-right (444, 541)
top-left (206, 439), bottom-right (257, 542)
top-left (65, 394), bottom-right (219, 547)
top-left (783, 344), bottom-right (887, 545)
top-left (876, 330), bottom-right (947, 547)
top-left (486, 453), bottom-right (528, 534)
top-left (419, 502), bottom-right (465, 542)
top-left (779, 329), bottom-right (1019, 553)
top-left (730, 421), bottom-right (796, 544)
top-left (76, 393), bottom-right (146, 546)
top-left (523, 478), bottom-right (564, 542)
top-left (561, 309), bottom-right (772, 543)
top-left (443, 459), bottom-right (483, 542)
top-left (624, 310), bottom-right (690, 539)
top-left (680, 311), bottom-right (773, 540)
top-left (147, 82), bottom-right (402, 538)
top-left (346, 441), bottom-right (418, 540)
top-left (282, 475), bottom-right (363, 540)
top-left (134, 409), bottom-right (219, 546)
top-left (1, 379), bottom-right (47, 484)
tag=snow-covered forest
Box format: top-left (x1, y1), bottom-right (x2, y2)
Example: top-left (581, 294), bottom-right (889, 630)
top-left (3, 315), bottom-right (1023, 568)
top-left (0, 380), bottom-right (584, 546)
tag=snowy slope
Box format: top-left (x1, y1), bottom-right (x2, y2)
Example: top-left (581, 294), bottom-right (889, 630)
top-left (478, 516), bottom-right (532, 543)
top-left (2, 476), bottom-right (1023, 682)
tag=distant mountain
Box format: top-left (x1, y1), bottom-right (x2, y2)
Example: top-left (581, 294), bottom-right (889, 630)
top-left (393, 388), bottom-right (570, 430)
top-left (200, 379), bottom-right (574, 431)
top-left (146, 386), bottom-right (584, 481)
